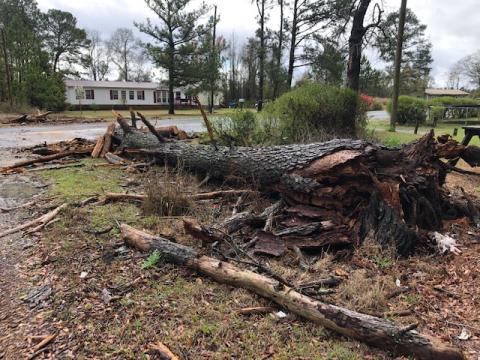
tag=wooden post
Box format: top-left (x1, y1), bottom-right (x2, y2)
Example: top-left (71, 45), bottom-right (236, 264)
top-left (194, 95), bottom-right (217, 148)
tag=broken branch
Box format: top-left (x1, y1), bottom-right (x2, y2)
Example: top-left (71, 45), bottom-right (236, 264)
top-left (121, 224), bottom-right (464, 360)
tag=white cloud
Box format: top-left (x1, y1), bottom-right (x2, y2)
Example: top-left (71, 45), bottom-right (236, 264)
top-left (37, 0), bottom-right (480, 86)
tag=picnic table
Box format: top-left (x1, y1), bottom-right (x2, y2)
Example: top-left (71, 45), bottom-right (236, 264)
top-left (449, 126), bottom-right (480, 166)
top-left (459, 125), bottom-right (480, 146)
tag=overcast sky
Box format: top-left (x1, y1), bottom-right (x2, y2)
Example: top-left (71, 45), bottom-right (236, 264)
top-left (36, 0), bottom-right (479, 86)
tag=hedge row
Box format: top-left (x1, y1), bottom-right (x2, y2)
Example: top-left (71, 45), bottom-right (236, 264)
top-left (387, 96), bottom-right (480, 125)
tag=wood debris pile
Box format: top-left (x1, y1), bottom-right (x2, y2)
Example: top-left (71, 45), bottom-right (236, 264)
top-left (5, 112), bottom-right (480, 359)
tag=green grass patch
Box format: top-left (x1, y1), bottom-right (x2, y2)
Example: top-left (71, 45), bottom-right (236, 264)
top-left (368, 119), bottom-right (480, 146)
top-left (38, 159), bottom-right (125, 201)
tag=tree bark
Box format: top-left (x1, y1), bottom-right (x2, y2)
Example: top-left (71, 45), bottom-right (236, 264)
top-left (347, 0), bottom-right (370, 92)
top-left (273, 0), bottom-right (284, 99)
top-left (114, 124), bottom-right (480, 256)
top-left (257, 0), bottom-right (266, 112)
top-left (121, 224), bottom-right (465, 360)
top-left (287, 0), bottom-right (299, 88)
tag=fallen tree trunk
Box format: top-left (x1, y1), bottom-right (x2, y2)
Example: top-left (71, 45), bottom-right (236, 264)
top-left (1, 150), bottom-right (92, 173)
top-left (102, 190), bottom-right (255, 204)
top-left (113, 122), bottom-right (480, 256)
top-left (121, 224), bottom-right (464, 360)
top-left (11, 111), bottom-right (52, 124)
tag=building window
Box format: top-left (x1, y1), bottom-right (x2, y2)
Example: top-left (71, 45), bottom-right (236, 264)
top-left (110, 90), bottom-right (119, 100)
top-left (175, 91), bottom-right (181, 100)
top-left (162, 91), bottom-right (168, 103)
top-left (121, 90), bottom-right (127, 101)
top-left (137, 90), bottom-right (145, 100)
top-left (129, 90), bottom-right (135, 100)
top-left (85, 89), bottom-right (95, 100)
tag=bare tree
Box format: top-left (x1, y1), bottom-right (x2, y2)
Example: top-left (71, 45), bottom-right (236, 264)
top-left (459, 51), bottom-right (480, 89)
top-left (447, 61), bottom-right (464, 90)
top-left (82, 30), bottom-right (109, 81)
top-left (228, 33), bottom-right (241, 103)
top-left (107, 28), bottom-right (142, 82)
top-left (286, 0), bottom-right (329, 88)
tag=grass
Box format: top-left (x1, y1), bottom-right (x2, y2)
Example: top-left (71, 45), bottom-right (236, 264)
top-left (368, 118), bottom-right (480, 146)
top-left (37, 159), bottom-right (125, 201)
top-left (59, 108), bottom-right (232, 120)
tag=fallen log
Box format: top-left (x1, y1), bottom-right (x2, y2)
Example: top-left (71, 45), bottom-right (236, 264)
top-left (11, 111), bottom-right (52, 124)
top-left (148, 342), bottom-right (179, 360)
top-left (104, 152), bottom-right (127, 165)
top-left (121, 224), bottom-right (464, 360)
top-left (102, 190), bottom-right (255, 204)
top-left (113, 122), bottom-right (480, 256)
top-left (27, 163), bottom-right (85, 172)
top-left (0, 150), bottom-right (92, 173)
top-left (0, 204), bottom-right (67, 239)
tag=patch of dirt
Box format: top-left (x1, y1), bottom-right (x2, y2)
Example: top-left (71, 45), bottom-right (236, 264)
top-left (0, 173), bottom-right (58, 359)
top-left (0, 148), bottom-right (34, 168)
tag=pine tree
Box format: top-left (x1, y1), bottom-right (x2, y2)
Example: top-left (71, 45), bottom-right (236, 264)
top-left (136, 0), bottom-right (210, 115)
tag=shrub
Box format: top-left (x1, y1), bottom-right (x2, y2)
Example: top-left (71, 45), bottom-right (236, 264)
top-left (428, 96), bottom-right (480, 119)
top-left (387, 96), bottom-right (427, 125)
top-left (211, 110), bottom-right (282, 146)
top-left (264, 84), bottom-right (362, 142)
top-left (360, 94), bottom-right (374, 110)
top-left (371, 98), bottom-right (385, 111)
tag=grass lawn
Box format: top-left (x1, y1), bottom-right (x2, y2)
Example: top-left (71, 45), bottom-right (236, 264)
top-left (60, 108), bottom-right (233, 120)
top-left (368, 119), bottom-right (480, 147)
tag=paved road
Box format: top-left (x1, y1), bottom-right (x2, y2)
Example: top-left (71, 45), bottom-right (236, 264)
top-left (0, 117), bottom-right (206, 148)
top-left (368, 110), bottom-right (389, 121)
top-left (0, 111), bottom-right (386, 148)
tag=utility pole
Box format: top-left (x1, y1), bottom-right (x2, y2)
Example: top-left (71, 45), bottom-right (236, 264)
top-left (390, 0), bottom-right (408, 132)
top-left (0, 23), bottom-right (13, 107)
top-left (209, 5), bottom-right (217, 114)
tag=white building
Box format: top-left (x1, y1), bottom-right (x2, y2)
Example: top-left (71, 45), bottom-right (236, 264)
top-left (64, 79), bottom-right (222, 109)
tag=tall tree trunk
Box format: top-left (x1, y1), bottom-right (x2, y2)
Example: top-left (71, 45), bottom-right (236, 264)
top-left (346, 0), bottom-right (371, 92)
top-left (168, 69), bottom-right (175, 115)
top-left (390, 0), bottom-right (408, 131)
top-left (287, 0), bottom-right (299, 88)
top-left (123, 41), bottom-right (129, 82)
top-left (209, 5), bottom-right (218, 114)
top-left (53, 53), bottom-right (60, 73)
top-left (273, 0), bottom-right (284, 99)
top-left (257, 0), bottom-right (266, 112)
top-left (168, 40), bottom-right (175, 115)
